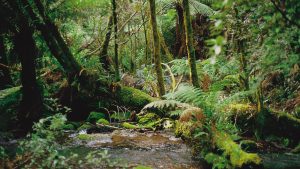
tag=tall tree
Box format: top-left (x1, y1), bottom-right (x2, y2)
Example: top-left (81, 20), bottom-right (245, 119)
top-left (148, 0), bottom-right (166, 97)
top-left (112, 0), bottom-right (120, 81)
top-left (4, 0), bottom-right (44, 130)
top-left (13, 27), bottom-right (43, 131)
top-left (99, 16), bottom-right (113, 71)
top-left (182, 0), bottom-right (200, 88)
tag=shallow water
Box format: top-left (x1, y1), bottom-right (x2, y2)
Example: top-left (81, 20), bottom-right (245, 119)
top-left (67, 130), bottom-right (204, 168)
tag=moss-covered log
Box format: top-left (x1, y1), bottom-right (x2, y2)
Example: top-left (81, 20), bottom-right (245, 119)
top-left (212, 131), bottom-right (261, 168)
top-left (259, 108), bottom-right (300, 143)
top-left (113, 85), bottom-right (156, 110)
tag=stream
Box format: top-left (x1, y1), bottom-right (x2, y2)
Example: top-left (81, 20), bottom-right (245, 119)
top-left (65, 129), bottom-right (204, 168)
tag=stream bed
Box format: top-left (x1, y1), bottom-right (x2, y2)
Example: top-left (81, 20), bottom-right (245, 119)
top-left (65, 129), bottom-right (204, 168)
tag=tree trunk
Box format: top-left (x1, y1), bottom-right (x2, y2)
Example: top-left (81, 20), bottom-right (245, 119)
top-left (141, 5), bottom-right (150, 64)
top-left (99, 16), bottom-right (113, 71)
top-left (182, 0), bottom-right (200, 88)
top-left (112, 0), bottom-right (120, 81)
top-left (148, 0), bottom-right (166, 97)
top-left (13, 25), bottom-right (42, 131)
top-left (0, 34), bottom-right (13, 90)
top-left (30, 0), bottom-right (82, 81)
top-left (175, 3), bottom-right (186, 58)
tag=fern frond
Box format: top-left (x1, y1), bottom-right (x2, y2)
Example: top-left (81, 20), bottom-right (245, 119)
top-left (140, 100), bottom-right (192, 113)
top-left (189, 0), bottom-right (215, 16)
top-left (164, 83), bottom-right (203, 106)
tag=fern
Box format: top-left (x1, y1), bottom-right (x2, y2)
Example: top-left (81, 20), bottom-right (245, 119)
top-left (140, 100), bottom-right (192, 116)
top-left (189, 0), bottom-right (215, 16)
top-left (164, 83), bottom-right (203, 105)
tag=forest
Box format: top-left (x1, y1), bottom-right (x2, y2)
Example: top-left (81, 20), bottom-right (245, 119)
top-left (0, 0), bottom-right (299, 168)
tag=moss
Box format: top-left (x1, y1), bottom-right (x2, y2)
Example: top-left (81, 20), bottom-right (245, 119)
top-left (226, 103), bottom-right (256, 114)
top-left (204, 153), bottom-right (230, 169)
top-left (174, 121), bottom-right (193, 139)
top-left (240, 140), bottom-right (258, 152)
top-left (214, 131), bottom-right (261, 168)
top-left (62, 124), bottom-right (75, 130)
top-left (87, 112), bottom-right (106, 123)
top-left (122, 122), bottom-right (140, 129)
top-left (68, 121), bottom-right (81, 129)
top-left (292, 143), bottom-right (300, 153)
top-left (259, 108), bottom-right (300, 142)
top-left (0, 87), bottom-right (21, 131)
top-left (138, 113), bottom-right (160, 125)
top-left (133, 165), bottom-right (152, 169)
top-left (78, 123), bottom-right (93, 131)
top-left (96, 118), bottom-right (109, 125)
top-left (115, 86), bottom-right (156, 109)
top-left (77, 134), bottom-right (93, 141)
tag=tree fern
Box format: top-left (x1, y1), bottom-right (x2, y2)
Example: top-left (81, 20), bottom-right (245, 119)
top-left (189, 0), bottom-right (215, 16)
top-left (160, 0), bottom-right (215, 16)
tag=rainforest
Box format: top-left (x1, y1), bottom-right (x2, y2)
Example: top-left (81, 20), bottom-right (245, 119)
top-left (0, 0), bottom-right (300, 169)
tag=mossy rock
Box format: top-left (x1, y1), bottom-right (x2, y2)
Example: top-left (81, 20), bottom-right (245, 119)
top-left (78, 123), bottom-right (93, 131)
top-left (138, 113), bottom-right (160, 125)
top-left (96, 118), bottom-right (109, 125)
top-left (87, 112), bottom-right (106, 123)
top-left (122, 122), bottom-right (140, 129)
top-left (133, 165), bottom-right (152, 169)
top-left (115, 86), bottom-right (155, 109)
top-left (174, 121), bottom-right (194, 139)
top-left (68, 121), bottom-right (81, 129)
top-left (77, 134), bottom-right (93, 141)
top-left (62, 124), bottom-right (75, 130)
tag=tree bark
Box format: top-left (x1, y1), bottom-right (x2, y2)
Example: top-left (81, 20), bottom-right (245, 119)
top-left (112, 0), bottom-right (120, 81)
top-left (141, 5), bottom-right (150, 64)
top-left (148, 0), bottom-right (166, 97)
top-left (175, 3), bottom-right (186, 58)
top-left (13, 24), bottom-right (42, 131)
top-left (182, 0), bottom-right (200, 88)
top-left (30, 0), bottom-right (82, 81)
top-left (99, 16), bottom-right (113, 71)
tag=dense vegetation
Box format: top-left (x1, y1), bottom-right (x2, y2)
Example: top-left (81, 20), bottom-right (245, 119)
top-left (0, 0), bottom-right (299, 168)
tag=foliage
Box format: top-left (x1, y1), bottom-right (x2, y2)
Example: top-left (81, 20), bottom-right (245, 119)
top-left (15, 114), bottom-right (121, 168)
top-left (87, 111), bottom-right (106, 123)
